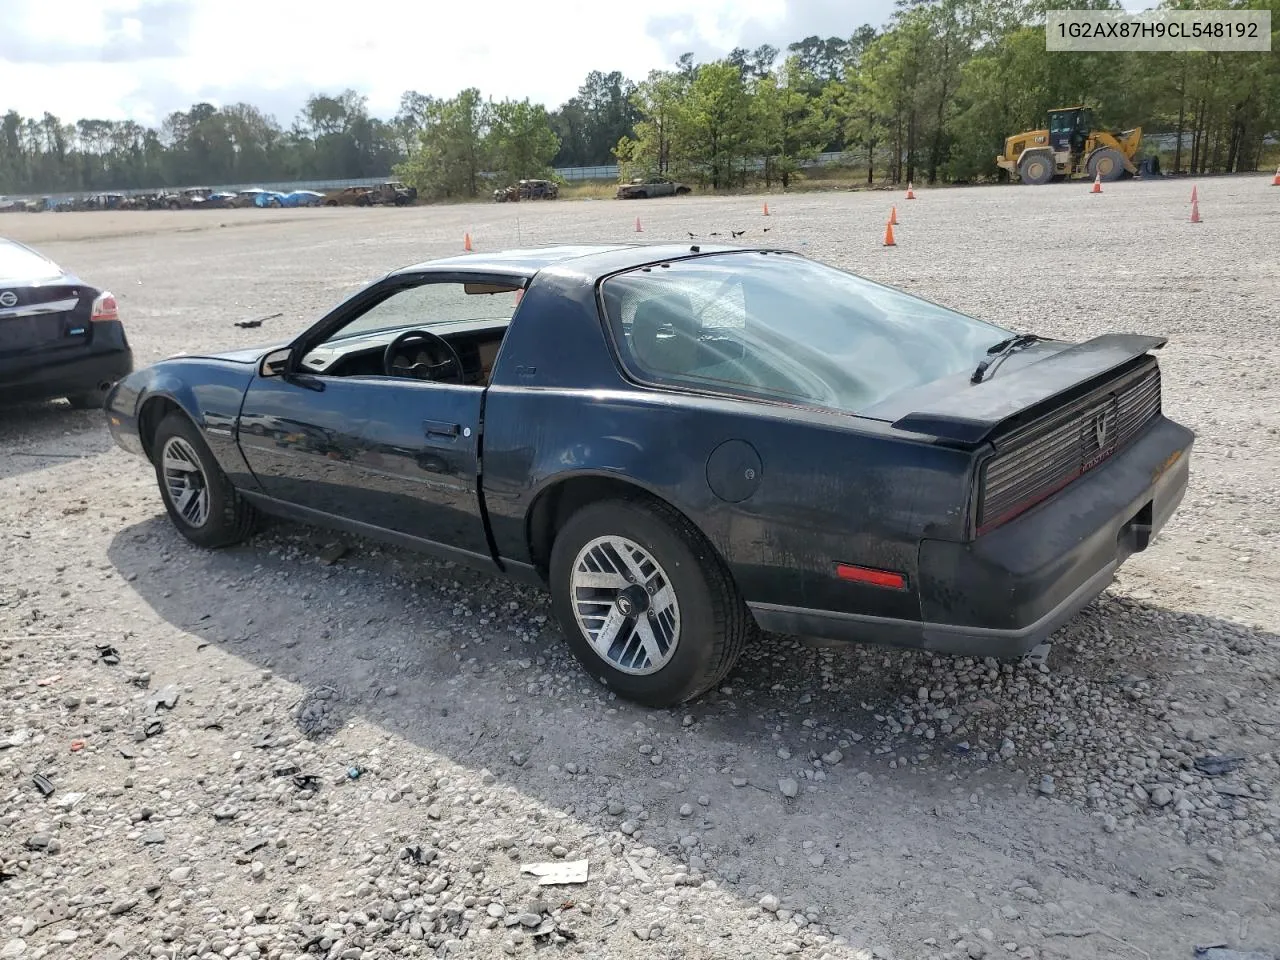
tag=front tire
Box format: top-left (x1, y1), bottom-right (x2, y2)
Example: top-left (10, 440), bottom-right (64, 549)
top-left (1087, 147), bottom-right (1126, 182)
top-left (1018, 152), bottom-right (1055, 185)
top-left (548, 497), bottom-right (750, 708)
top-left (66, 387), bottom-right (108, 410)
top-left (152, 412), bottom-right (257, 548)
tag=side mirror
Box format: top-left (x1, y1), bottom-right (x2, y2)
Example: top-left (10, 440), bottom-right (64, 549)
top-left (259, 347), bottom-right (291, 377)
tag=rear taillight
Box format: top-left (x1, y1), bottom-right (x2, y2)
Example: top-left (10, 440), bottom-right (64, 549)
top-left (90, 291), bottom-right (119, 322)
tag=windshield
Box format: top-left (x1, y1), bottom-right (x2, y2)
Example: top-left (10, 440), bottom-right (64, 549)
top-left (599, 251), bottom-right (1011, 415)
top-left (0, 240), bottom-right (63, 283)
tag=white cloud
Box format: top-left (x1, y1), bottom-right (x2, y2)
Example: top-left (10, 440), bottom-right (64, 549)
top-left (0, 0), bottom-right (843, 126)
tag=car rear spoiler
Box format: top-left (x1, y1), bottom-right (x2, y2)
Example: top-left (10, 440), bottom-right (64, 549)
top-left (890, 333), bottom-right (1167, 446)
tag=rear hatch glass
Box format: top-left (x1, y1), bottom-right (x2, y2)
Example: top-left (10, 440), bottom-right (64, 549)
top-left (0, 241), bottom-right (88, 356)
top-left (0, 241), bottom-right (63, 283)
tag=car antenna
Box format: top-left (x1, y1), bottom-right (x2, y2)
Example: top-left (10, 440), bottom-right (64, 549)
top-left (690, 245), bottom-right (700, 253)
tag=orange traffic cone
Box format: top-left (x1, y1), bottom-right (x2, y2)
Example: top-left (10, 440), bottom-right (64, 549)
top-left (634, 216), bottom-right (642, 232)
top-left (1272, 165), bottom-right (1280, 186)
top-left (1190, 199), bottom-right (1201, 223)
top-left (763, 202), bottom-right (770, 216)
top-left (1190, 184), bottom-right (1198, 203)
top-left (464, 232), bottom-right (472, 251)
top-left (890, 205), bottom-right (898, 225)
top-left (1090, 173), bottom-right (1102, 194)
top-left (883, 218), bottom-right (896, 246)
top-left (904, 182), bottom-right (915, 200)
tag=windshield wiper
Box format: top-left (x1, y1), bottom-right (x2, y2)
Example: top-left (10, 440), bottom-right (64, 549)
top-left (970, 333), bottom-right (1046, 384)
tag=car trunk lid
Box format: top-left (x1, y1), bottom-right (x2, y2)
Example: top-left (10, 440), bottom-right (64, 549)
top-left (0, 284), bottom-right (91, 357)
top-left (864, 333), bottom-right (1167, 537)
top-left (866, 334), bottom-right (1166, 447)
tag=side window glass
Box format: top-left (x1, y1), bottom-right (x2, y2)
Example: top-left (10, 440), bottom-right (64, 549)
top-left (297, 280), bottom-right (523, 376)
top-left (318, 282), bottom-right (521, 348)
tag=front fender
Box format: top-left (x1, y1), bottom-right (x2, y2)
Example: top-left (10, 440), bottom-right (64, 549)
top-left (105, 359), bottom-right (260, 490)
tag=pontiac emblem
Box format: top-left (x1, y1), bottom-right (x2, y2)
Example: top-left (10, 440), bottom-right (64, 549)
top-left (0, 291), bottom-right (17, 308)
top-left (1083, 408), bottom-right (1115, 470)
top-left (1093, 412), bottom-right (1109, 450)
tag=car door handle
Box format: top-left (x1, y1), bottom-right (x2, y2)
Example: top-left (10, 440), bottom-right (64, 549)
top-left (424, 420), bottom-right (460, 439)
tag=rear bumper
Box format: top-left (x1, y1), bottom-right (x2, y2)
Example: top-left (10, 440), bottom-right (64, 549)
top-left (0, 321), bottom-right (133, 405)
top-left (750, 416), bottom-right (1193, 658)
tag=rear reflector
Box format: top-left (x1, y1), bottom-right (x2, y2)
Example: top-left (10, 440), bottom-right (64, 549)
top-left (90, 292), bottom-right (119, 322)
top-left (835, 563), bottom-right (907, 590)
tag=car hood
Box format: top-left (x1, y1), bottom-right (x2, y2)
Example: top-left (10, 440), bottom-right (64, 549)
top-left (174, 341), bottom-right (289, 364)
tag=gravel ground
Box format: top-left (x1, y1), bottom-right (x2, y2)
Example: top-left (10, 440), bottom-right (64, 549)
top-left (2, 176), bottom-right (1279, 960)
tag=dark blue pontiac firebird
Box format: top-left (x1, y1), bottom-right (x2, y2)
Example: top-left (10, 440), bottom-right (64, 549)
top-left (105, 243), bottom-right (1193, 707)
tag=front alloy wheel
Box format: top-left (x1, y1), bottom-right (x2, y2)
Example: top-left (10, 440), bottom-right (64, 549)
top-left (161, 436), bottom-right (211, 528)
top-left (151, 411), bottom-right (257, 548)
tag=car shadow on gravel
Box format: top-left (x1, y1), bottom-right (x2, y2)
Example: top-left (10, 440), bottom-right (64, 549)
top-left (103, 514), bottom-right (1280, 951)
top-left (102, 513), bottom-right (1280, 785)
top-left (0, 400), bottom-right (114, 481)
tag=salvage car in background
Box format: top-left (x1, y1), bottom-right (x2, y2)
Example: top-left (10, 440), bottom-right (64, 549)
top-left (520, 179), bottom-right (559, 199)
top-left (103, 243), bottom-right (1193, 708)
top-left (230, 188), bottom-right (272, 208)
top-left (280, 190), bottom-right (325, 208)
top-left (495, 179), bottom-right (560, 202)
top-left (616, 176), bottom-right (691, 199)
top-left (0, 237), bottom-right (132, 409)
top-left (158, 187), bottom-right (232, 210)
top-left (0, 196), bottom-right (50, 213)
top-left (369, 181), bottom-right (417, 205)
top-left (324, 187), bottom-right (375, 207)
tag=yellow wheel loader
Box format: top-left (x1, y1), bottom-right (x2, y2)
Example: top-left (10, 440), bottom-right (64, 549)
top-left (996, 106), bottom-right (1158, 185)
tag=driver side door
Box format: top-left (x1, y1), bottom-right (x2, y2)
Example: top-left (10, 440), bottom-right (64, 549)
top-left (236, 276), bottom-right (515, 562)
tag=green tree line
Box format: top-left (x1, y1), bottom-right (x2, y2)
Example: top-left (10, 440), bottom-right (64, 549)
top-left (2, 0), bottom-right (1276, 198)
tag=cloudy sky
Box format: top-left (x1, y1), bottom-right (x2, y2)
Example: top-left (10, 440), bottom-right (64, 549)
top-left (0, 0), bottom-right (894, 126)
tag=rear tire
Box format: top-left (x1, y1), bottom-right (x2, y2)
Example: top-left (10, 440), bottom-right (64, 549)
top-left (1087, 147), bottom-right (1125, 182)
top-left (548, 497), bottom-right (750, 708)
top-left (152, 412), bottom-right (258, 549)
top-left (66, 388), bottom-right (108, 410)
top-left (1018, 152), bottom-right (1055, 185)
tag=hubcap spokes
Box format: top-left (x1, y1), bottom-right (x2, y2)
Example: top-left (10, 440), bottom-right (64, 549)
top-left (161, 437), bottom-right (211, 528)
top-left (571, 535), bottom-right (680, 675)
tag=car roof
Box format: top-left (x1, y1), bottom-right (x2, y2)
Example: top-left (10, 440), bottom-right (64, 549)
top-left (391, 242), bottom-right (759, 281)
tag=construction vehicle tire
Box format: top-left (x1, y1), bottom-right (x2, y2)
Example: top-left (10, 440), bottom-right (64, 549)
top-left (1018, 152), bottom-right (1055, 185)
top-left (1087, 147), bottom-right (1125, 182)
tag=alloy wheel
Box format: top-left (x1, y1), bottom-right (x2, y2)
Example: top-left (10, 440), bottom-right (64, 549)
top-left (571, 535), bottom-right (681, 675)
top-left (161, 436), bottom-right (211, 528)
